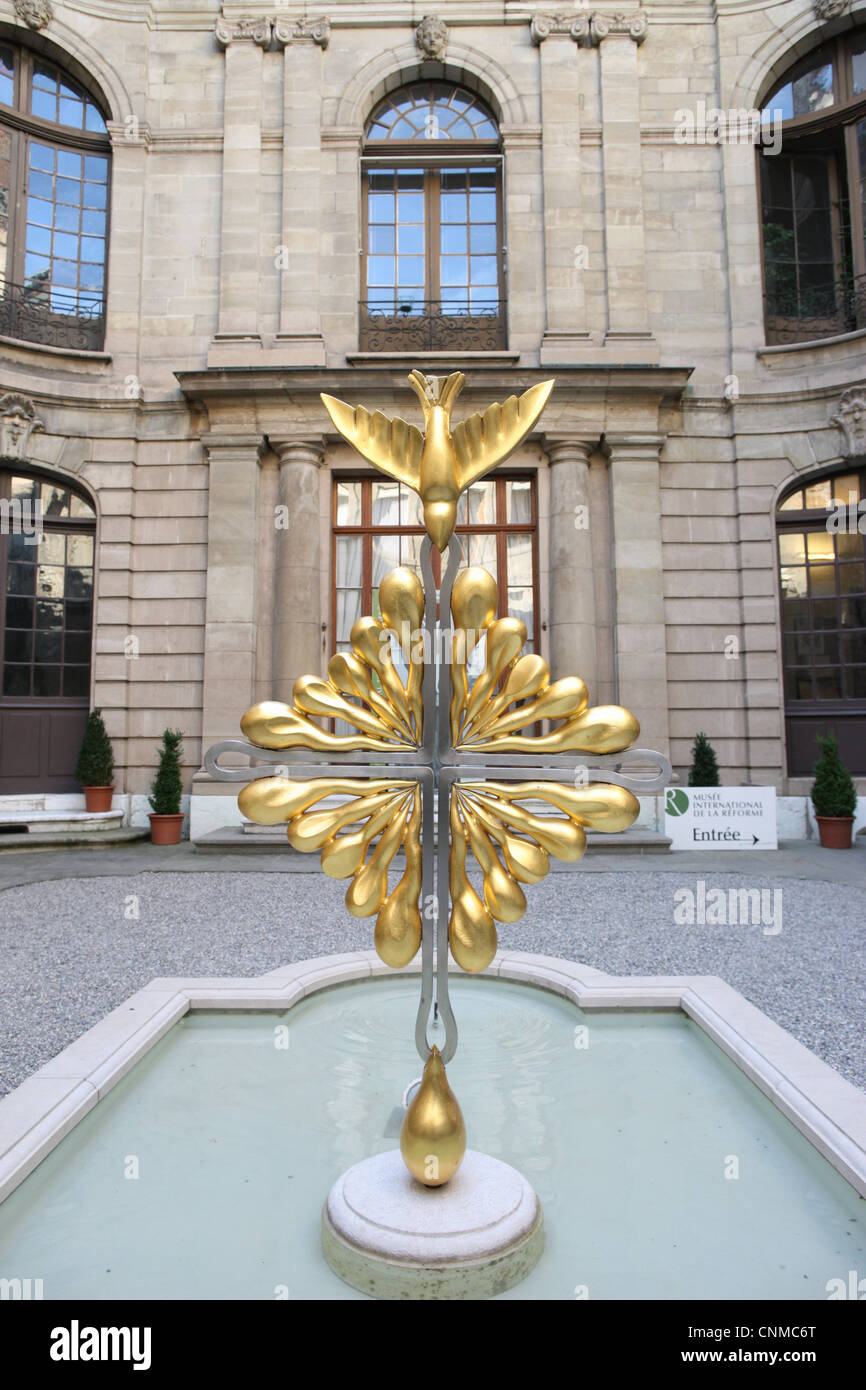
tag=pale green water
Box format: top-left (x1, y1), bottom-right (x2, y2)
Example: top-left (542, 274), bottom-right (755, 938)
top-left (0, 976), bottom-right (863, 1299)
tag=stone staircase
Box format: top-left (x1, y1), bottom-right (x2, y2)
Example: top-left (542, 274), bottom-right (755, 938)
top-left (0, 800), bottom-right (147, 851)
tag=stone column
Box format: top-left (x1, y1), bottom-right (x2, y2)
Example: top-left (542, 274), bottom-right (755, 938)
top-left (604, 433), bottom-right (669, 753)
top-left (592, 11), bottom-right (656, 357)
top-left (212, 16), bottom-right (271, 345)
top-left (273, 18), bottom-right (330, 363)
top-left (270, 438), bottom-right (325, 701)
top-left (531, 14), bottom-right (592, 362)
top-left (200, 435), bottom-right (264, 747)
top-left (545, 438), bottom-right (598, 693)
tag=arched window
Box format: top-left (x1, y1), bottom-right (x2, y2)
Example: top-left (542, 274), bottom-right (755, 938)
top-left (0, 469), bottom-right (96, 792)
top-left (777, 467), bottom-right (865, 773)
top-left (760, 27), bottom-right (866, 344)
top-left (0, 42), bottom-right (110, 350)
top-left (360, 82), bottom-right (504, 351)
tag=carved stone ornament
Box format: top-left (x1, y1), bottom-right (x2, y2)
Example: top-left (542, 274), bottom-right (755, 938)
top-left (530, 12), bottom-right (591, 45)
top-left (214, 14), bottom-right (272, 49)
top-left (814, 0), bottom-right (851, 20)
top-left (591, 10), bottom-right (649, 45)
top-left (14, 0), bottom-right (53, 29)
top-left (830, 389), bottom-right (866, 458)
top-left (415, 15), bottom-right (449, 61)
top-left (273, 16), bottom-right (331, 49)
top-left (0, 394), bottom-right (44, 463)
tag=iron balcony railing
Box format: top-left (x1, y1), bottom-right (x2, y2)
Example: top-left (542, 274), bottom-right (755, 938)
top-left (764, 271), bottom-right (866, 346)
top-left (0, 276), bottom-right (105, 352)
top-left (359, 298), bottom-right (506, 352)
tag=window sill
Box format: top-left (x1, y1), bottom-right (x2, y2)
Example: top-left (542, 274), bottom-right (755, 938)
top-left (0, 332), bottom-right (111, 363)
top-left (346, 350), bottom-right (521, 366)
top-left (758, 325), bottom-right (866, 362)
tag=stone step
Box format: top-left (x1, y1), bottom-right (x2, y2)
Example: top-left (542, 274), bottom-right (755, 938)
top-left (0, 827), bottom-right (149, 853)
top-left (0, 810), bottom-right (124, 835)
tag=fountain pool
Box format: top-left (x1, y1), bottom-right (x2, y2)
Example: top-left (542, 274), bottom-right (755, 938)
top-left (0, 961), bottom-right (863, 1300)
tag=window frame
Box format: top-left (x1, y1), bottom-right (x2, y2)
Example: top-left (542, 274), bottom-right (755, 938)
top-left (330, 471), bottom-right (539, 658)
top-left (359, 82), bottom-right (506, 351)
top-left (0, 466), bottom-right (96, 706)
top-left (759, 28), bottom-right (866, 344)
top-left (0, 43), bottom-right (111, 349)
top-left (776, 465), bottom-right (866, 773)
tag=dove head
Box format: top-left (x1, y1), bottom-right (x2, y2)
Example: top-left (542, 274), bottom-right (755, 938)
top-left (408, 369), bottom-right (465, 422)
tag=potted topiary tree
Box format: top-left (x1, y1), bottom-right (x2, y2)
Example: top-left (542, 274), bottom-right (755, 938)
top-left (811, 735), bottom-right (857, 849)
top-left (148, 729), bottom-right (185, 844)
top-left (74, 708), bottom-right (115, 812)
top-left (688, 731), bottom-right (721, 787)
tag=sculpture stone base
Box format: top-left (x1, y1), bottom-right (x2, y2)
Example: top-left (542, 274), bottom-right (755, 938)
top-left (322, 1148), bottom-right (543, 1299)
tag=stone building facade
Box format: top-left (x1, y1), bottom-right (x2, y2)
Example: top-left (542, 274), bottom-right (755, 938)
top-left (0, 0), bottom-right (864, 835)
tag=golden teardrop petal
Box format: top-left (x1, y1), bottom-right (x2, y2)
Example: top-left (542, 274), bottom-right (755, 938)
top-left (400, 1046), bottom-right (467, 1187)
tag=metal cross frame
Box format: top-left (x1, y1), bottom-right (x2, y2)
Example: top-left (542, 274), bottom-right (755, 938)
top-left (204, 534), bottom-right (672, 1068)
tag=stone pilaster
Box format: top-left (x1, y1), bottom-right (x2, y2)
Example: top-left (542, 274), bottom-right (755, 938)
top-left (532, 17), bottom-right (592, 362)
top-left (274, 17), bottom-right (329, 363)
top-left (270, 438), bottom-right (326, 701)
top-left (200, 435), bottom-right (265, 747)
top-left (593, 12), bottom-right (656, 357)
top-left (545, 438), bottom-right (598, 694)
top-left (212, 17), bottom-right (270, 346)
top-left (603, 433), bottom-right (669, 753)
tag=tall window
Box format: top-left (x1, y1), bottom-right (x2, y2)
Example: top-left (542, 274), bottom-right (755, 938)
top-left (760, 28), bottom-right (866, 344)
top-left (0, 43), bottom-right (110, 350)
top-left (332, 475), bottom-right (537, 678)
top-left (777, 468), bottom-right (866, 773)
top-left (0, 470), bottom-right (96, 792)
top-left (360, 83), bottom-right (505, 351)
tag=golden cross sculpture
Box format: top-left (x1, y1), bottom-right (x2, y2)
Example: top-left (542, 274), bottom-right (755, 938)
top-left (204, 371), bottom-right (671, 1188)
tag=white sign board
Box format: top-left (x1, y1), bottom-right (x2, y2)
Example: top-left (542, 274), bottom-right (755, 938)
top-left (664, 787), bottom-right (777, 850)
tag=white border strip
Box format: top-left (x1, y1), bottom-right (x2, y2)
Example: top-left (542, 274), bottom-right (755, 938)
top-left (1, 950), bottom-right (865, 1203)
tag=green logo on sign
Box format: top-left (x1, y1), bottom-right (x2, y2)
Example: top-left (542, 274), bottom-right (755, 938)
top-left (666, 788), bottom-right (690, 817)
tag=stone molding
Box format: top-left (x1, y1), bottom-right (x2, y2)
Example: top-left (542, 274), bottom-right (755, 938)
top-left (214, 15), bottom-right (273, 49)
top-left (591, 10), bottom-right (648, 45)
top-left (13, 0), bottom-right (53, 29)
top-left (531, 10), bottom-right (647, 46)
top-left (814, 0), bottom-right (851, 20)
top-left (269, 437), bottom-right (326, 468)
top-left (0, 393), bottom-right (44, 462)
top-left (530, 12), bottom-right (591, 45)
top-left (830, 388), bottom-right (866, 458)
top-left (415, 14), bottom-right (448, 61)
top-left (273, 16), bottom-right (331, 50)
top-left (544, 436), bottom-right (597, 465)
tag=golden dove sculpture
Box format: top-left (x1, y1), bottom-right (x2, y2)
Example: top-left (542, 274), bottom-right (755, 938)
top-left (321, 369), bottom-right (554, 551)
top-left (221, 369), bottom-right (661, 1188)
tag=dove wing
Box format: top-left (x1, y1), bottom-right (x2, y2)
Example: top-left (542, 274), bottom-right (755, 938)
top-left (321, 394), bottom-right (424, 490)
top-left (451, 379), bottom-right (555, 491)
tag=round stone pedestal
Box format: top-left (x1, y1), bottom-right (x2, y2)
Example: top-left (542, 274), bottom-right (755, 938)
top-left (322, 1148), bottom-right (543, 1299)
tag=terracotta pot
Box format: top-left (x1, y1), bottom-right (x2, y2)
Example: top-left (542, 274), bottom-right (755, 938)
top-left (84, 786), bottom-right (114, 813)
top-left (815, 815), bottom-right (854, 849)
top-left (148, 812), bottom-right (184, 845)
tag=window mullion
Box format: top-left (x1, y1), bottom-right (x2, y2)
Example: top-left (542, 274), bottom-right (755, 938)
top-left (427, 166), bottom-right (439, 309)
top-left (845, 119), bottom-right (866, 280)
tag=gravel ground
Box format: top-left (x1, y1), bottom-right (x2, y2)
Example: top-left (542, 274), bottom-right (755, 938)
top-left (0, 868), bottom-right (864, 1095)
